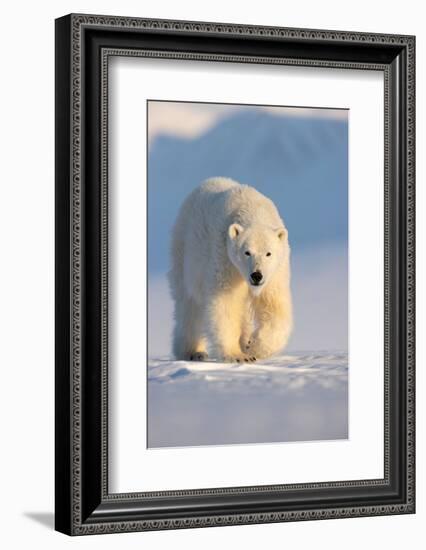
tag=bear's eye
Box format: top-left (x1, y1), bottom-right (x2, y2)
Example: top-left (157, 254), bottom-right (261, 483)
top-left (245, 251), bottom-right (251, 256)
top-left (266, 252), bottom-right (272, 257)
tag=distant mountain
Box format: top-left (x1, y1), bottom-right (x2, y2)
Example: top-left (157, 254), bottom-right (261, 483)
top-left (148, 110), bottom-right (348, 274)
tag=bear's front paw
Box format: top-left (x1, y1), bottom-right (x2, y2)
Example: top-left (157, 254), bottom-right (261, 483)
top-left (189, 351), bottom-right (209, 362)
top-left (243, 338), bottom-right (253, 352)
top-left (221, 354), bottom-right (257, 364)
top-left (245, 338), bottom-right (270, 360)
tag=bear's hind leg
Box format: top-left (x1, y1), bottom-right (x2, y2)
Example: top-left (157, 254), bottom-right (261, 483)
top-left (172, 295), bottom-right (208, 361)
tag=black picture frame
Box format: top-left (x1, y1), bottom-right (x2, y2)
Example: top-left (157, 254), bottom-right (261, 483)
top-left (55, 13), bottom-right (416, 535)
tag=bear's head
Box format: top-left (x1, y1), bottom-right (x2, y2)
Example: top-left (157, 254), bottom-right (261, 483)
top-left (226, 222), bottom-right (289, 295)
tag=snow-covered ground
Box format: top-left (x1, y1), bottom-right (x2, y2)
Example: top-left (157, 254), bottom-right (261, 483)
top-left (148, 351), bottom-right (348, 448)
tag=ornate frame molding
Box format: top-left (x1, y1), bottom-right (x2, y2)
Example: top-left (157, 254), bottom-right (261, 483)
top-left (55, 13), bottom-right (415, 535)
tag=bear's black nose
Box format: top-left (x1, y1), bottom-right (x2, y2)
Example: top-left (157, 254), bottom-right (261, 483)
top-left (250, 271), bottom-right (263, 285)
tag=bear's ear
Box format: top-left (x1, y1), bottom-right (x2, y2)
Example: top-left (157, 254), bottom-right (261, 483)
top-left (276, 227), bottom-right (288, 241)
top-left (228, 223), bottom-right (244, 240)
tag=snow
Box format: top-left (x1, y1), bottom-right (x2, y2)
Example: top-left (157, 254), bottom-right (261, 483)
top-left (147, 351), bottom-right (348, 448)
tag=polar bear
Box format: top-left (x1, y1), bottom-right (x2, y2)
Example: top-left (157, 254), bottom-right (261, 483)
top-left (169, 177), bottom-right (292, 362)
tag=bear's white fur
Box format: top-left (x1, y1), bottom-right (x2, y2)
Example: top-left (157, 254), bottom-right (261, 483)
top-left (169, 177), bottom-right (292, 362)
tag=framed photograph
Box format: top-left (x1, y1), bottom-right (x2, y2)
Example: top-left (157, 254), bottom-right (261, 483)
top-left (55, 14), bottom-right (415, 535)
